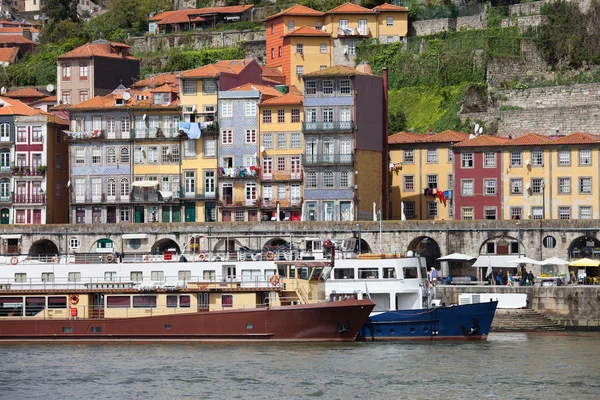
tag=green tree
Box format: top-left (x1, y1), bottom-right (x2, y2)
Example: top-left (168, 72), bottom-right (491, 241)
top-left (106, 0), bottom-right (172, 31)
top-left (388, 109), bottom-right (407, 135)
top-left (43, 0), bottom-right (80, 23)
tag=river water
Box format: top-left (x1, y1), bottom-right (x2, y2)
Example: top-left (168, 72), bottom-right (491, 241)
top-left (1, 332), bottom-right (599, 399)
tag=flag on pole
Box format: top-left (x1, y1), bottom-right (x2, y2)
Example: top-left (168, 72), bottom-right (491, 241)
top-left (486, 256), bottom-right (493, 281)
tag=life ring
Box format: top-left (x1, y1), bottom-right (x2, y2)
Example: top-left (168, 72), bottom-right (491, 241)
top-left (143, 254), bottom-right (150, 262)
top-left (10, 256), bottom-right (18, 265)
top-left (265, 251), bottom-right (275, 261)
top-left (269, 275), bottom-right (280, 286)
top-left (198, 253), bottom-right (206, 261)
top-left (105, 254), bottom-right (115, 263)
top-left (70, 294), bottom-right (79, 305)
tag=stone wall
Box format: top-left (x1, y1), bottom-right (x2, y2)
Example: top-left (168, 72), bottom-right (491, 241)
top-left (499, 83), bottom-right (600, 110)
top-left (410, 18), bottom-right (456, 37)
top-left (486, 40), bottom-right (550, 88)
top-left (436, 286), bottom-right (600, 329)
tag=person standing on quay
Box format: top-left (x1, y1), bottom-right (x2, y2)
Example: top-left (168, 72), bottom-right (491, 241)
top-left (521, 266), bottom-right (527, 286)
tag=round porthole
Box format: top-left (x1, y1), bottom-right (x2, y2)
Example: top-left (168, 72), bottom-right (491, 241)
top-left (129, 239), bottom-right (141, 250)
top-left (423, 327), bottom-right (429, 332)
top-left (389, 329), bottom-right (395, 334)
top-left (409, 328), bottom-right (415, 333)
top-left (543, 236), bottom-right (556, 248)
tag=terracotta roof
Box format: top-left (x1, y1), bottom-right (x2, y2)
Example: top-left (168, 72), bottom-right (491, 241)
top-left (57, 41), bottom-right (137, 60)
top-left (68, 90), bottom-right (179, 111)
top-left (0, 47), bottom-right (19, 64)
top-left (179, 59), bottom-right (253, 79)
top-left (214, 59), bottom-right (254, 74)
top-left (550, 132), bottom-right (600, 145)
top-left (260, 93), bottom-right (303, 106)
top-left (264, 4), bottom-right (324, 21)
top-left (288, 85), bottom-right (303, 96)
top-left (29, 95), bottom-right (57, 107)
top-left (4, 87), bottom-right (47, 99)
top-left (0, 96), bottom-right (41, 116)
top-left (155, 5), bottom-right (253, 25)
top-left (303, 64), bottom-right (370, 77)
top-left (453, 135), bottom-right (510, 148)
top-left (229, 83), bottom-right (283, 97)
top-left (0, 20), bottom-right (41, 27)
top-left (503, 133), bottom-right (552, 146)
top-left (283, 26), bottom-right (331, 37)
top-left (373, 3), bottom-right (409, 12)
top-left (421, 130), bottom-right (470, 143)
top-left (326, 2), bottom-right (373, 14)
top-left (0, 35), bottom-right (35, 44)
top-left (0, 27), bottom-right (39, 33)
top-left (388, 131), bottom-right (422, 144)
top-left (151, 84), bottom-right (178, 93)
top-left (131, 72), bottom-right (178, 89)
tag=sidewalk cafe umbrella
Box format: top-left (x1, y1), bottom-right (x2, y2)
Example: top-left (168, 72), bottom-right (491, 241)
top-left (568, 258), bottom-right (600, 267)
top-left (437, 253), bottom-right (476, 262)
top-left (507, 256), bottom-right (542, 265)
top-left (540, 257), bottom-right (570, 265)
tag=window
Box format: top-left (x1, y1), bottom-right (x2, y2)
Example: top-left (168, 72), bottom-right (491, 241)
top-left (531, 178), bottom-right (544, 194)
top-left (235, 210), bottom-right (245, 221)
top-left (221, 102), bottom-right (232, 118)
top-left (79, 90), bottom-right (88, 103)
top-left (244, 102), bottom-right (256, 117)
top-left (316, 21), bottom-right (322, 30)
top-left (340, 170), bottom-right (351, 187)
top-left (120, 206), bottom-right (130, 222)
top-left (184, 140), bottom-right (196, 157)
top-left (558, 206), bottom-right (571, 220)
top-left (275, 109), bottom-right (285, 124)
top-left (510, 179), bottom-right (523, 195)
top-left (426, 149), bottom-right (438, 163)
top-left (484, 208), bottom-right (497, 220)
top-left (120, 178), bottom-right (130, 198)
top-left (277, 156), bottom-right (286, 172)
top-left (262, 109), bottom-right (272, 124)
top-left (305, 81), bottom-right (317, 96)
top-left (404, 176), bottom-right (414, 191)
top-left (271, 23), bottom-right (274, 34)
top-left (288, 20), bottom-right (295, 31)
top-left (106, 148), bottom-right (116, 164)
top-left (296, 65), bottom-right (303, 76)
top-left (323, 170), bottom-right (334, 188)
top-left (320, 44), bottom-right (327, 54)
top-left (134, 147), bottom-right (144, 164)
top-left (290, 133), bottom-right (301, 149)
top-left (484, 152), bottom-right (496, 167)
top-left (323, 80), bottom-right (334, 95)
top-left (204, 138), bottom-right (216, 157)
top-left (185, 171), bottom-right (195, 194)
top-left (271, 48), bottom-right (274, 59)
top-left (203, 80), bottom-right (217, 94)
top-left (461, 179), bottom-right (474, 196)
top-left (558, 177), bottom-right (571, 194)
top-left (427, 202), bottom-right (438, 218)
top-left (245, 129), bottom-right (256, 144)
top-left (31, 126), bottom-right (42, 142)
top-left (462, 207), bottom-right (474, 220)
top-left (221, 129), bottom-right (232, 144)
top-left (305, 171), bottom-right (317, 188)
top-left (461, 153), bottom-right (474, 168)
top-left (579, 149), bottom-right (592, 165)
top-left (121, 117), bottom-right (131, 137)
top-left (296, 43), bottom-right (303, 54)
top-left (511, 207), bottom-right (523, 220)
top-left (151, 271), bottom-right (164, 281)
top-left (426, 175), bottom-right (437, 189)
top-left (531, 206), bottom-right (543, 219)
top-left (484, 179), bottom-right (496, 195)
top-left (0, 123), bottom-right (9, 141)
top-left (262, 133), bottom-right (273, 149)
top-left (92, 148), bottom-right (102, 164)
top-left (404, 202), bottom-right (415, 218)
top-left (42, 273), bottom-right (55, 283)
top-left (171, 145), bottom-right (180, 163)
top-left (204, 171), bottom-right (216, 197)
top-left (291, 108), bottom-right (300, 123)
top-left (347, 40), bottom-right (356, 55)
top-left (558, 150), bottom-right (570, 166)
top-left (531, 151), bottom-right (543, 166)
top-left (579, 177), bottom-right (592, 194)
top-left (61, 91), bottom-right (71, 105)
top-left (510, 151), bottom-right (522, 167)
top-left (340, 79), bottom-right (351, 95)
top-left (276, 133), bottom-right (286, 149)
top-left (161, 147), bottom-right (170, 163)
top-left (580, 206), bottom-right (592, 219)
top-left (62, 64), bottom-right (70, 80)
top-left (183, 80), bottom-right (196, 95)
top-left (68, 272), bottom-right (81, 282)
top-left (120, 148), bottom-right (129, 163)
top-left (404, 150), bottom-right (414, 163)
top-left (322, 108), bottom-right (334, 123)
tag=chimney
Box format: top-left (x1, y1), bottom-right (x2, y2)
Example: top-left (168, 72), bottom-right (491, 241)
top-left (382, 67), bottom-right (389, 220)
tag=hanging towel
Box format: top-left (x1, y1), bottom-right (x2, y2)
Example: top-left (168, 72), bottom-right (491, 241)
top-left (432, 188), bottom-right (438, 195)
top-left (219, 167), bottom-right (225, 175)
top-left (445, 190), bottom-right (452, 200)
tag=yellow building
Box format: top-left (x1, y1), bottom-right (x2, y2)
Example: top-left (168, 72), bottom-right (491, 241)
top-left (258, 90), bottom-right (304, 221)
top-left (389, 130), bottom-right (468, 220)
top-left (284, 28), bottom-right (332, 89)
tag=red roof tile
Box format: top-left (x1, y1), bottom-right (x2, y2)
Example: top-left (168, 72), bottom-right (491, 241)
top-left (503, 133), bottom-right (552, 146)
top-left (29, 95), bottom-right (57, 107)
top-left (453, 135), bottom-right (510, 148)
top-left (260, 93), bottom-right (303, 106)
top-left (283, 26), bottom-right (331, 37)
top-left (550, 132), bottom-right (600, 145)
top-left (421, 130), bottom-right (470, 143)
top-left (264, 4), bottom-right (324, 21)
top-left (57, 41), bottom-right (137, 60)
top-left (229, 83), bottom-right (283, 97)
top-left (214, 59), bottom-right (255, 74)
top-left (4, 87), bottom-right (47, 99)
top-left (388, 131), bottom-right (422, 144)
top-left (373, 3), bottom-right (409, 12)
top-left (151, 84), bottom-right (178, 93)
top-left (0, 96), bottom-right (41, 116)
top-left (0, 35), bottom-right (35, 44)
top-left (0, 47), bottom-right (18, 64)
top-left (326, 2), bottom-right (373, 14)
top-left (131, 73), bottom-right (178, 89)
top-left (0, 26), bottom-right (39, 33)
top-left (155, 5), bottom-right (253, 25)
top-left (303, 64), bottom-right (371, 77)
top-left (178, 59), bottom-right (252, 79)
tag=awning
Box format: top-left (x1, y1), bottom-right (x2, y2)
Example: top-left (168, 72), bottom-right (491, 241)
top-left (0, 234), bottom-right (22, 239)
top-left (506, 256), bottom-right (542, 265)
top-left (159, 190), bottom-right (173, 198)
top-left (437, 253), bottom-right (476, 262)
top-left (568, 258), bottom-right (600, 267)
top-left (132, 181), bottom-right (159, 188)
top-left (472, 255), bottom-right (522, 268)
top-left (122, 234), bottom-right (148, 240)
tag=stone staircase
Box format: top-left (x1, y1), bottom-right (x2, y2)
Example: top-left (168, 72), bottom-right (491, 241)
top-left (491, 309), bottom-right (565, 332)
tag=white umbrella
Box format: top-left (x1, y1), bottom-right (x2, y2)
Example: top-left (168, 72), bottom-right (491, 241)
top-left (437, 253), bottom-right (476, 262)
top-left (507, 256), bottom-right (542, 265)
top-left (276, 202), bottom-right (280, 221)
top-left (540, 257), bottom-right (570, 265)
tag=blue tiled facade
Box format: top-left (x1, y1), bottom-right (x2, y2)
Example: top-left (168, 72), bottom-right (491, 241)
top-left (0, 115), bottom-right (15, 223)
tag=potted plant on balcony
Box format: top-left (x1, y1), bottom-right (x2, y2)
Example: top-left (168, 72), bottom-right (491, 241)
top-left (24, 166), bottom-right (30, 176)
top-left (11, 165), bottom-right (19, 176)
top-left (156, 128), bottom-right (164, 138)
top-left (37, 165), bottom-right (48, 175)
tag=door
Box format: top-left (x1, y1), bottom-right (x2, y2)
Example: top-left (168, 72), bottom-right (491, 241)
top-left (262, 158), bottom-right (273, 179)
top-left (222, 210), bottom-right (231, 222)
top-left (0, 208), bottom-right (9, 224)
top-left (223, 265), bottom-right (236, 281)
top-left (33, 210), bottom-right (41, 225)
top-left (107, 206), bottom-right (116, 223)
top-left (135, 206), bottom-right (144, 223)
top-left (323, 137), bottom-right (334, 163)
top-left (92, 207), bottom-right (101, 223)
top-left (205, 202), bottom-right (216, 222)
top-left (184, 202), bottom-right (196, 222)
top-left (162, 206), bottom-right (171, 222)
top-left (92, 293), bottom-right (104, 319)
top-left (172, 206), bottom-right (181, 222)
top-left (358, 19), bottom-right (367, 35)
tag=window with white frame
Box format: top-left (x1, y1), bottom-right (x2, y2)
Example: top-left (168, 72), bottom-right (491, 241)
top-left (277, 133), bottom-right (286, 149)
top-left (277, 156), bottom-right (286, 172)
top-left (462, 207), bottom-right (474, 220)
top-left (461, 179), bottom-right (474, 196)
top-left (404, 175), bottom-right (414, 191)
top-left (244, 102), bottom-right (256, 117)
top-left (305, 171), bottom-right (317, 188)
top-left (323, 170), bottom-right (334, 188)
top-left (106, 148), bottom-right (116, 164)
top-left (121, 116), bottom-right (131, 137)
top-left (184, 140), bottom-right (196, 157)
top-left (147, 146), bottom-right (157, 164)
top-left (120, 147), bottom-right (129, 163)
top-left (427, 175), bottom-right (437, 189)
top-left (221, 102), bottom-right (232, 118)
top-left (484, 208), bottom-right (497, 220)
top-left (170, 145), bottom-right (180, 163)
top-left (134, 147), bottom-right (144, 164)
top-left (531, 178), bottom-right (544, 194)
top-left (204, 138), bottom-right (216, 157)
top-left (204, 171), bottom-right (216, 197)
top-left (262, 109), bottom-right (272, 124)
top-left (245, 129), bottom-right (256, 144)
top-left (184, 171), bottom-right (195, 194)
top-left (245, 183), bottom-right (257, 202)
top-left (558, 177), bottom-right (571, 194)
top-left (290, 132), bottom-right (301, 148)
top-left (531, 151), bottom-right (543, 166)
top-left (404, 150), bottom-right (414, 163)
top-left (558, 206), bottom-right (571, 220)
top-left (340, 79), bottom-right (351, 95)
top-left (69, 238), bottom-right (80, 249)
top-left (532, 206), bottom-right (543, 219)
top-left (510, 151), bottom-right (522, 167)
top-left (120, 178), bottom-right (130, 198)
top-left (580, 206), bottom-right (592, 219)
top-left (426, 149), bottom-right (438, 163)
top-left (262, 133), bottom-right (273, 149)
top-left (511, 207), bottom-right (523, 220)
top-left (579, 149), bottom-right (592, 165)
top-left (386, 16), bottom-right (394, 26)
top-left (404, 202), bottom-right (415, 218)
top-left (579, 177), bottom-right (592, 194)
top-left (296, 43), bottom-right (303, 54)
top-left (447, 149), bottom-right (453, 162)
top-left (461, 153), bottom-right (473, 168)
top-left (288, 20), bottom-right (295, 30)
top-left (202, 79), bottom-right (217, 94)
top-left (322, 108), bottom-right (334, 122)
top-left (291, 108), bottom-right (300, 123)
top-left (484, 152), bottom-right (496, 167)
top-left (296, 65), bottom-right (303, 76)
top-left (75, 148), bottom-right (85, 164)
top-left (221, 129), bottom-right (232, 144)
top-left (340, 170), bottom-right (351, 187)
top-left (427, 202), bottom-right (438, 218)
top-left (323, 80), bottom-right (334, 95)
top-left (510, 178), bottom-right (523, 194)
top-left (320, 43), bottom-right (327, 53)
top-left (558, 150), bottom-right (570, 166)
top-left (305, 81), bottom-right (316, 96)
top-left (305, 108), bottom-right (317, 122)
top-left (277, 109), bottom-right (285, 123)
top-left (347, 40), bottom-right (356, 55)
top-left (484, 179), bottom-right (496, 195)
top-left (0, 123), bottom-right (9, 141)
top-left (183, 80), bottom-right (196, 95)
top-left (92, 148), bottom-right (102, 164)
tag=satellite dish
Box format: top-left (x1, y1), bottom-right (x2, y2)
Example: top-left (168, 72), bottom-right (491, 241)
top-left (122, 92), bottom-right (131, 101)
top-left (469, 134), bottom-right (476, 139)
top-left (0, 87), bottom-right (5, 95)
top-left (46, 84), bottom-right (54, 93)
top-left (474, 123), bottom-right (480, 132)
top-left (477, 126), bottom-right (483, 135)
top-left (142, 113), bottom-right (147, 120)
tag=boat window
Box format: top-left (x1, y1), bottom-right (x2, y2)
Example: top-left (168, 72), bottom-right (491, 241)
top-left (383, 268), bottom-right (397, 279)
top-left (180, 295), bottom-right (191, 308)
top-left (198, 293), bottom-right (209, 308)
top-left (311, 267), bottom-right (323, 281)
top-left (14, 273), bottom-right (27, 282)
top-left (264, 269), bottom-right (276, 278)
top-left (0, 296), bottom-right (23, 316)
top-left (222, 294), bottom-right (233, 308)
top-left (25, 297), bottom-right (45, 316)
top-left (358, 268), bottom-right (379, 279)
top-left (48, 296), bottom-right (67, 309)
top-left (298, 267), bottom-right (310, 279)
top-left (130, 271), bottom-right (143, 281)
top-left (178, 270), bottom-right (191, 281)
top-left (68, 272), bottom-right (81, 282)
top-left (403, 267), bottom-right (418, 279)
top-left (133, 295), bottom-right (157, 308)
top-left (105, 271), bottom-right (117, 281)
top-left (334, 268), bottom-right (354, 279)
top-left (166, 295), bottom-right (178, 308)
top-left (151, 271), bottom-right (164, 281)
top-left (321, 266), bottom-right (332, 280)
top-left (289, 265), bottom-right (296, 278)
top-left (107, 296), bottom-right (131, 308)
top-left (277, 265), bottom-right (288, 278)
top-left (41, 272), bottom-right (54, 282)
top-left (203, 270), bottom-right (216, 280)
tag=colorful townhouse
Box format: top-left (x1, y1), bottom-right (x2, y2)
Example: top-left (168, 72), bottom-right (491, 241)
top-left (217, 83), bottom-right (282, 222)
top-left (148, 5), bottom-right (254, 34)
top-left (56, 40), bottom-right (140, 106)
top-left (388, 130), bottom-right (468, 220)
top-left (453, 135), bottom-right (509, 220)
top-left (301, 65), bottom-right (384, 221)
top-left (258, 89), bottom-right (304, 221)
top-left (264, 3), bottom-right (408, 87)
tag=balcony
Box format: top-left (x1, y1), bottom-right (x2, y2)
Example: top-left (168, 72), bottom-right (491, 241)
top-left (302, 154), bottom-right (354, 165)
top-left (337, 26), bottom-right (370, 37)
top-left (260, 198), bottom-right (303, 209)
top-left (13, 194), bottom-right (46, 204)
top-left (0, 163), bottom-right (13, 174)
top-left (302, 121), bottom-right (354, 133)
top-left (12, 166), bottom-right (46, 177)
top-left (0, 194), bottom-right (11, 202)
top-left (218, 167), bottom-right (259, 180)
top-left (219, 198), bottom-right (258, 208)
top-left (261, 171), bottom-right (302, 182)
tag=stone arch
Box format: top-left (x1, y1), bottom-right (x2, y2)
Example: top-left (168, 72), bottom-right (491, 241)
top-left (90, 238), bottom-right (117, 253)
top-left (478, 235), bottom-right (520, 256)
top-left (263, 237), bottom-right (289, 251)
top-left (28, 239), bottom-right (59, 256)
top-left (355, 239), bottom-right (371, 254)
top-left (568, 235), bottom-right (600, 258)
top-left (212, 238), bottom-right (245, 253)
top-left (408, 236), bottom-right (441, 269)
top-left (151, 238), bottom-right (181, 254)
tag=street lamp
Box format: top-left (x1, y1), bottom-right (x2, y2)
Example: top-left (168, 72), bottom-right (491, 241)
top-left (206, 225), bottom-right (213, 256)
top-left (542, 180), bottom-right (546, 219)
top-left (356, 223), bottom-right (361, 254)
top-left (516, 221), bottom-right (521, 258)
